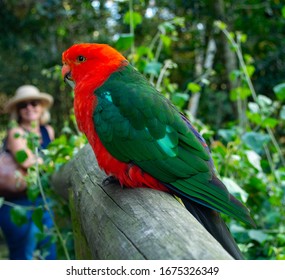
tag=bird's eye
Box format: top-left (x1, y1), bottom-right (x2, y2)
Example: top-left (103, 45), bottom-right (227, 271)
top-left (77, 55), bottom-right (86, 62)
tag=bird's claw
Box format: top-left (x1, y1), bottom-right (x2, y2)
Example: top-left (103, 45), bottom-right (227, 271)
top-left (102, 176), bottom-right (119, 186)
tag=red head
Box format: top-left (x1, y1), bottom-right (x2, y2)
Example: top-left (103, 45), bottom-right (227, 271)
top-left (62, 43), bottom-right (127, 90)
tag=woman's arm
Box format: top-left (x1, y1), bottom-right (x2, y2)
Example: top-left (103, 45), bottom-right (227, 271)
top-left (45, 124), bottom-right (55, 141)
top-left (7, 127), bottom-right (43, 169)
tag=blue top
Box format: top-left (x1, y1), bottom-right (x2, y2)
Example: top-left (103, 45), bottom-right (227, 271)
top-left (40, 125), bottom-right (51, 149)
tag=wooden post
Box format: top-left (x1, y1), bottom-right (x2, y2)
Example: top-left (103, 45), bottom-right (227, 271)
top-left (52, 144), bottom-right (233, 260)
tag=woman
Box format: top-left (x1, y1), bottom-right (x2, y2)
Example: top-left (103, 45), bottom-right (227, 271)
top-left (0, 85), bottom-right (56, 260)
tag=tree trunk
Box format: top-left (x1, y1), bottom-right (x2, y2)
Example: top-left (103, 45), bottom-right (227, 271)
top-left (212, 0), bottom-right (248, 130)
top-left (188, 38), bottom-right (217, 118)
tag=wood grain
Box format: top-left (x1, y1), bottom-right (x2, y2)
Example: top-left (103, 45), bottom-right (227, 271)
top-left (52, 144), bottom-right (232, 260)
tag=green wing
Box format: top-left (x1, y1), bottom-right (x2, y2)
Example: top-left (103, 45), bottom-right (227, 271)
top-left (94, 65), bottom-right (252, 225)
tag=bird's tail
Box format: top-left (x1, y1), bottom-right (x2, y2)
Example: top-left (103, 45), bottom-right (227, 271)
top-left (180, 197), bottom-right (244, 260)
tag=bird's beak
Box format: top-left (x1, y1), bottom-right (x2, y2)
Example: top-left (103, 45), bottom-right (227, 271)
top-left (62, 63), bottom-right (75, 88)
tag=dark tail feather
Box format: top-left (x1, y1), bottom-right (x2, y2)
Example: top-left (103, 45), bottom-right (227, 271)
top-left (180, 197), bottom-right (244, 260)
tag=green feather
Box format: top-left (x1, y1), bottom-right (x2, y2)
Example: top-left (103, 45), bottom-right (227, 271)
top-left (93, 64), bottom-right (252, 225)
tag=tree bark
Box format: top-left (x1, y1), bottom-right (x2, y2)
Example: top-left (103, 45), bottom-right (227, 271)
top-left (188, 38), bottom-right (217, 118)
top-left (52, 144), bottom-right (233, 260)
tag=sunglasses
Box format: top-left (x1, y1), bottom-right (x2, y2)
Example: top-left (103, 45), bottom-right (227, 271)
top-left (17, 100), bottom-right (41, 110)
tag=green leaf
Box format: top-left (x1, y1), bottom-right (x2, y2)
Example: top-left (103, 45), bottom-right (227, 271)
top-left (261, 117), bottom-right (279, 128)
top-left (15, 150), bottom-right (28, 164)
top-left (115, 33), bottom-right (134, 51)
top-left (280, 105), bottom-right (285, 120)
top-left (214, 20), bottom-right (227, 30)
top-left (230, 87), bottom-right (251, 101)
top-left (277, 233), bottom-right (285, 246)
top-left (245, 150), bottom-right (262, 171)
top-left (229, 224), bottom-right (251, 243)
top-left (248, 177), bottom-right (266, 192)
top-left (136, 46), bottom-right (153, 58)
top-left (13, 132), bottom-right (21, 139)
top-left (282, 6), bottom-right (285, 18)
top-left (217, 129), bottom-right (236, 142)
top-left (0, 197), bottom-right (4, 208)
top-left (265, 211), bottom-right (281, 226)
top-left (160, 34), bottom-right (171, 48)
top-left (187, 82), bottom-right (201, 93)
top-left (273, 83), bottom-right (285, 101)
top-left (27, 184), bottom-right (40, 202)
top-left (10, 206), bottom-right (28, 226)
top-left (123, 11), bottom-right (142, 29)
top-left (277, 255), bottom-right (285, 260)
top-left (244, 54), bottom-right (254, 64)
top-left (248, 102), bottom-right (260, 113)
top-left (144, 61), bottom-right (162, 76)
top-left (171, 92), bottom-right (189, 108)
top-left (56, 26), bottom-right (67, 37)
top-left (242, 132), bottom-right (270, 154)
top-left (171, 17), bottom-right (185, 27)
top-left (257, 94), bottom-right (272, 107)
top-left (246, 111), bottom-right (262, 125)
top-left (248, 229), bottom-right (268, 244)
top-left (246, 65), bottom-right (255, 77)
top-left (159, 21), bottom-right (175, 33)
top-left (222, 177), bottom-right (248, 203)
top-left (32, 207), bottom-right (44, 232)
top-left (240, 34), bottom-right (247, 43)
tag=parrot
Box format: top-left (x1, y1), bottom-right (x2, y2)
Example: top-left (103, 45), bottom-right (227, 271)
top-left (62, 43), bottom-right (254, 259)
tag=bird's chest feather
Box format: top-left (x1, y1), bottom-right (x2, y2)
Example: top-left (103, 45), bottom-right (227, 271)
top-left (74, 93), bottom-right (96, 143)
top-left (74, 90), bottom-right (127, 179)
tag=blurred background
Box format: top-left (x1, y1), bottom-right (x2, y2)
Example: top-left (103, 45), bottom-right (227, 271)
top-left (0, 0), bottom-right (285, 260)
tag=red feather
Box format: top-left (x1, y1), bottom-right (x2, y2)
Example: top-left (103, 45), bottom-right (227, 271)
top-left (94, 136), bottom-right (169, 192)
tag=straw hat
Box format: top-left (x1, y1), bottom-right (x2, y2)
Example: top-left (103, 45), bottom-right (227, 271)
top-left (4, 85), bottom-right (53, 113)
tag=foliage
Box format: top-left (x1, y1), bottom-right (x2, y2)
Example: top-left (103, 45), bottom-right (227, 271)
top-left (208, 23), bottom-right (285, 260)
top-left (1, 0), bottom-right (285, 132)
top-left (0, 0), bottom-right (284, 260)
top-left (39, 123), bottom-right (87, 259)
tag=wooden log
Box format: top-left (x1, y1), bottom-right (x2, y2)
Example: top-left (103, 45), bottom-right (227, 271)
top-left (52, 144), bottom-right (233, 260)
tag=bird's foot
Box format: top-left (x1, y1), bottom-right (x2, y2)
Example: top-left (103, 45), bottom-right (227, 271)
top-left (102, 176), bottom-right (119, 186)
